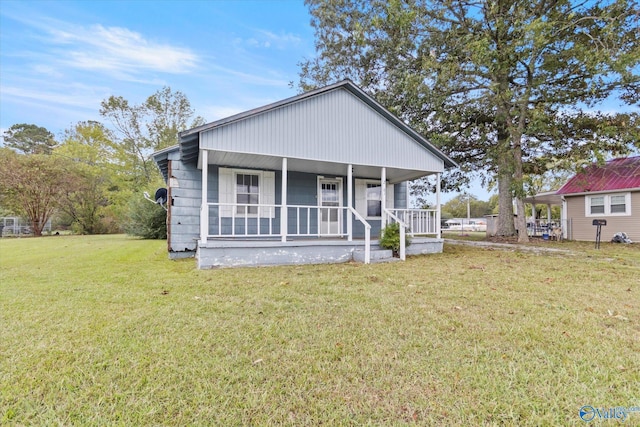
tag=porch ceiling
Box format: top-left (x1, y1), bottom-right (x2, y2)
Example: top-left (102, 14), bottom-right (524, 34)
top-left (199, 150), bottom-right (437, 183)
top-left (522, 191), bottom-right (563, 205)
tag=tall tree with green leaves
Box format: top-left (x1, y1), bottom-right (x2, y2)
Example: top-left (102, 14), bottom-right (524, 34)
top-left (99, 87), bottom-right (204, 187)
top-left (0, 149), bottom-right (73, 236)
top-left (55, 121), bottom-right (125, 234)
top-left (299, 0), bottom-right (639, 241)
top-left (2, 124), bottom-right (57, 154)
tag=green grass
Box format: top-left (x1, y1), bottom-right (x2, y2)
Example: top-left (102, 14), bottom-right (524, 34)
top-left (1, 235), bottom-right (639, 425)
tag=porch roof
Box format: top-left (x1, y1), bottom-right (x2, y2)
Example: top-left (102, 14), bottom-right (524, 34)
top-left (522, 191), bottom-right (563, 206)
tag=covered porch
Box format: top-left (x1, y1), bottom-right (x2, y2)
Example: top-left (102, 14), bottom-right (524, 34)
top-left (196, 149), bottom-right (443, 267)
top-left (522, 191), bottom-right (566, 239)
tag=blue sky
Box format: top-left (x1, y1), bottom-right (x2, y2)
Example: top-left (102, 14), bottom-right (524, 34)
top-left (0, 0), bottom-right (492, 202)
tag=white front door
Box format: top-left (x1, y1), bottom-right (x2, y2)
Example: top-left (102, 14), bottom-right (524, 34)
top-left (318, 178), bottom-right (342, 236)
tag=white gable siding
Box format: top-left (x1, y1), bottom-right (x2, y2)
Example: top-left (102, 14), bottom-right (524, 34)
top-left (199, 88), bottom-right (444, 173)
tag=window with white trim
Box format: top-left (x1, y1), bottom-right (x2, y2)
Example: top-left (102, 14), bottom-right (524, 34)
top-left (218, 168), bottom-right (276, 218)
top-left (355, 179), bottom-right (394, 219)
top-left (366, 183), bottom-right (382, 217)
top-left (236, 173), bottom-right (259, 214)
top-left (610, 194), bottom-right (627, 214)
top-left (585, 193), bottom-right (631, 216)
top-left (589, 196), bottom-right (605, 215)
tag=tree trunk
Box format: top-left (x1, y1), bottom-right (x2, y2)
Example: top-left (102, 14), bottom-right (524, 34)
top-left (495, 119), bottom-right (516, 237)
top-left (512, 142), bottom-right (530, 243)
top-left (496, 171), bottom-right (516, 236)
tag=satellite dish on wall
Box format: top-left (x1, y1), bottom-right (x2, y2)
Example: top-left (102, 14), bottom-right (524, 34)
top-left (155, 188), bottom-right (168, 205)
top-left (143, 188), bottom-right (168, 211)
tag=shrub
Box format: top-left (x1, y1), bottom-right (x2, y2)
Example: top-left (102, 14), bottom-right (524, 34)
top-left (379, 222), bottom-right (411, 253)
top-left (125, 194), bottom-right (167, 239)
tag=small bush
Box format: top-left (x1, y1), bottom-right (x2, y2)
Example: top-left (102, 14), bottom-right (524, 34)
top-left (379, 222), bottom-right (411, 253)
top-left (125, 194), bottom-right (166, 239)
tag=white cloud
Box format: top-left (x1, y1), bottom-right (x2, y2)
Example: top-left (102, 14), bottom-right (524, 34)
top-left (6, 13), bottom-right (199, 81)
top-left (255, 29), bottom-right (302, 49)
top-left (1, 84), bottom-right (104, 110)
top-left (56, 24), bottom-right (199, 75)
top-left (235, 28), bottom-right (302, 50)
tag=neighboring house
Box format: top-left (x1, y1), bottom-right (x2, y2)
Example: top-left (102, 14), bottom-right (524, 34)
top-left (556, 156), bottom-right (640, 242)
top-left (152, 80), bottom-right (456, 268)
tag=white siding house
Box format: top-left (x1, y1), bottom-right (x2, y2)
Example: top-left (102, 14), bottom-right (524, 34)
top-left (153, 80), bottom-right (456, 268)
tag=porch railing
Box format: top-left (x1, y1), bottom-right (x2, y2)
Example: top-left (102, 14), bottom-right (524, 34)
top-left (205, 202), bottom-right (369, 240)
top-left (387, 209), bottom-right (438, 236)
top-left (349, 207), bottom-right (371, 264)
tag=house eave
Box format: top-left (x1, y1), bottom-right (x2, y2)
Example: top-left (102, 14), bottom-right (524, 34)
top-left (557, 187), bottom-right (640, 197)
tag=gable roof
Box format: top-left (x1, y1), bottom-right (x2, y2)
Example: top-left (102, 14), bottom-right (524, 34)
top-left (177, 80), bottom-right (456, 170)
top-left (556, 156), bottom-right (640, 195)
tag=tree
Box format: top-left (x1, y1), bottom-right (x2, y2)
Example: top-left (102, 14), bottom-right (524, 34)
top-left (442, 194), bottom-right (493, 218)
top-left (55, 121), bottom-right (124, 234)
top-left (2, 124), bottom-right (57, 154)
top-left (299, 0), bottom-right (639, 242)
top-left (0, 149), bottom-right (73, 236)
top-left (100, 87), bottom-right (205, 187)
top-left (125, 193), bottom-right (167, 239)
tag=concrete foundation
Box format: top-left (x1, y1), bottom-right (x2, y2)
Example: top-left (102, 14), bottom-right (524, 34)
top-left (195, 237), bottom-right (444, 268)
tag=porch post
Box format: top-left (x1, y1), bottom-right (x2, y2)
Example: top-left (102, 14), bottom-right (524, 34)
top-left (436, 172), bottom-right (441, 239)
top-left (546, 204), bottom-right (552, 226)
top-left (532, 202), bottom-right (536, 233)
top-left (381, 167), bottom-right (387, 227)
top-left (200, 149), bottom-right (209, 244)
top-left (347, 164), bottom-right (353, 241)
top-left (281, 157), bottom-right (288, 242)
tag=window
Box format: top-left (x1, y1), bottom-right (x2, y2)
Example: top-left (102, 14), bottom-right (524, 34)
top-left (236, 173), bottom-right (259, 214)
top-left (610, 195), bottom-right (626, 214)
top-left (366, 183), bottom-right (382, 217)
top-left (585, 193), bottom-right (631, 217)
top-left (355, 179), bottom-right (394, 219)
top-left (218, 168), bottom-right (275, 218)
top-left (589, 196), bottom-right (605, 215)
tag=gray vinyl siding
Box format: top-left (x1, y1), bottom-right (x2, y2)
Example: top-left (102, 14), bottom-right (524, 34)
top-left (565, 191), bottom-right (640, 241)
top-left (199, 88), bottom-right (444, 173)
top-left (394, 183), bottom-right (408, 209)
top-left (166, 159), bottom-right (203, 254)
top-left (167, 162), bottom-right (409, 243)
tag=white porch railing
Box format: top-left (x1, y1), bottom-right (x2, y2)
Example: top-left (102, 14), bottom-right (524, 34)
top-left (205, 203), bottom-right (356, 238)
top-left (387, 209), bottom-right (438, 236)
top-left (349, 207), bottom-right (371, 264)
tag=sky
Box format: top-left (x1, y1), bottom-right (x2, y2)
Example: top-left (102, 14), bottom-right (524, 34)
top-left (1, 0), bottom-right (493, 203)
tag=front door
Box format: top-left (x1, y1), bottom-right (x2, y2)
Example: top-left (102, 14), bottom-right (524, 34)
top-left (318, 178), bottom-right (342, 236)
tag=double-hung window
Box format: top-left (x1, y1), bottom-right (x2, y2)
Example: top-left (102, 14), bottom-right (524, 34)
top-left (366, 183), bottom-right (382, 217)
top-left (610, 194), bottom-right (627, 214)
top-left (585, 193), bottom-right (631, 216)
top-left (236, 173), bottom-right (259, 215)
top-left (355, 179), bottom-right (395, 219)
top-left (589, 196), bottom-right (605, 215)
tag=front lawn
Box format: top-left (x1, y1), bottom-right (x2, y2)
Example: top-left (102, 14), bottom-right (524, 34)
top-left (1, 235), bottom-right (638, 425)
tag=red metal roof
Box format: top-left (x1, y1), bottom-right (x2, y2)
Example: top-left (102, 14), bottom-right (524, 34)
top-left (557, 156), bottom-right (640, 195)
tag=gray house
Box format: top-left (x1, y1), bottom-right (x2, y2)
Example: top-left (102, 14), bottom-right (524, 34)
top-left (153, 80), bottom-right (456, 268)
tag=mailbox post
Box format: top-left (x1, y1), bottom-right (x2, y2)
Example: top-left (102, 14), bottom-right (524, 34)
top-left (592, 219), bottom-right (607, 249)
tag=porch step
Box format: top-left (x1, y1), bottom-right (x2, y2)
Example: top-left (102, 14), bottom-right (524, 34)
top-left (353, 248), bottom-right (397, 263)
